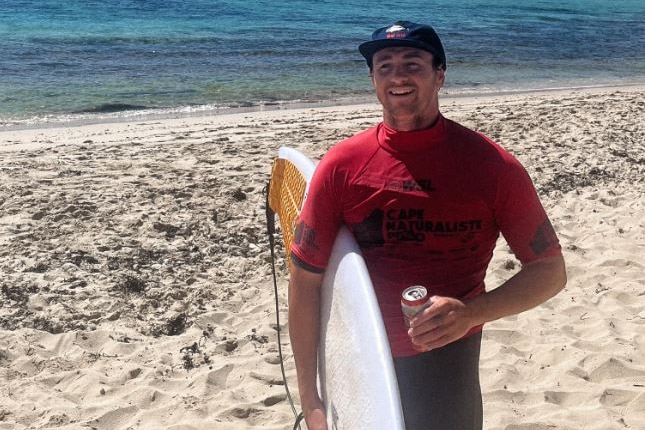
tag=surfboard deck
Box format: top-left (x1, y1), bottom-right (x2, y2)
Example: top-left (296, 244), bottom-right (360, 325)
top-left (269, 147), bottom-right (404, 429)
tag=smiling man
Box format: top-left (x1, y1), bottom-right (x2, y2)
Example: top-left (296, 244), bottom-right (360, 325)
top-left (288, 21), bottom-right (566, 429)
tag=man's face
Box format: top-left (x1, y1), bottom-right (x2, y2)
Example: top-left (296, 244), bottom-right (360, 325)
top-left (371, 46), bottom-right (445, 130)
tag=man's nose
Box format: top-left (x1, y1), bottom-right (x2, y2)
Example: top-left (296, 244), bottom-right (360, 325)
top-left (390, 65), bottom-right (410, 80)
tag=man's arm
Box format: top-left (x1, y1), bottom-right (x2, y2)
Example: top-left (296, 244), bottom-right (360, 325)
top-left (288, 260), bottom-right (328, 430)
top-left (409, 253), bottom-right (567, 351)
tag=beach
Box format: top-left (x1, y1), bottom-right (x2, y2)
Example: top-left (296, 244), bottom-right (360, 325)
top-left (1, 85), bottom-right (644, 429)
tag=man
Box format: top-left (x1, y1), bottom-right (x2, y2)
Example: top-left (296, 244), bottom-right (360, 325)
top-left (288, 21), bottom-right (566, 430)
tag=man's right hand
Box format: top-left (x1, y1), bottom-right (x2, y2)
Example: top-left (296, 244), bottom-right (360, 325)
top-left (303, 397), bottom-right (328, 430)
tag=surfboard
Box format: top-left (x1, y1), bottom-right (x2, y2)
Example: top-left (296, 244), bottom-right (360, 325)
top-left (268, 147), bottom-right (405, 429)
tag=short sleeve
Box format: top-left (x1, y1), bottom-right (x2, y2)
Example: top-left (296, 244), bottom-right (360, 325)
top-left (494, 158), bottom-right (561, 263)
top-left (290, 152), bottom-right (344, 272)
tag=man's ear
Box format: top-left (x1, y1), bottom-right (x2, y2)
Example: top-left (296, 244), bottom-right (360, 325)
top-left (436, 68), bottom-right (446, 88)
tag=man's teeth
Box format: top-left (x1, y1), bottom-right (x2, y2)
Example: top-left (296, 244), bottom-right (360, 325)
top-left (391, 89), bottom-right (413, 95)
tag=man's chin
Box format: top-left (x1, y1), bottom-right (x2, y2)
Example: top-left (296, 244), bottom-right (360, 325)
top-left (383, 104), bottom-right (419, 119)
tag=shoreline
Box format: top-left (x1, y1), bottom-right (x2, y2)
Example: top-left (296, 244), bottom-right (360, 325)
top-left (2, 80), bottom-right (644, 133)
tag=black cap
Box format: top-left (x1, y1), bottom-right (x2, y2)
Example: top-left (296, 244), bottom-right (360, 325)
top-left (359, 21), bottom-right (446, 70)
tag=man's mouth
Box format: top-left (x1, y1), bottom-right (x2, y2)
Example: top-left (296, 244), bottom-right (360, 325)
top-left (389, 88), bottom-right (414, 96)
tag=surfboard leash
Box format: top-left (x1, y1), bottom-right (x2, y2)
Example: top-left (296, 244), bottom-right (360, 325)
top-left (264, 182), bottom-right (304, 430)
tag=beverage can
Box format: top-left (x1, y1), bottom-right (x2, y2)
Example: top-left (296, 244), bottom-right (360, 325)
top-left (401, 285), bottom-right (431, 327)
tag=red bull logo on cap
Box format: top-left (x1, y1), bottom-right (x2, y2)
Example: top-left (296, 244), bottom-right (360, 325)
top-left (385, 23), bottom-right (408, 39)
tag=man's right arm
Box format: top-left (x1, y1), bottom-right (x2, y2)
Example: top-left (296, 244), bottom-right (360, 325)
top-left (288, 259), bottom-right (327, 430)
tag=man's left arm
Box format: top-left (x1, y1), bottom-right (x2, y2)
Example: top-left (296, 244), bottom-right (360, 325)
top-left (409, 156), bottom-right (567, 351)
top-left (409, 252), bottom-right (566, 351)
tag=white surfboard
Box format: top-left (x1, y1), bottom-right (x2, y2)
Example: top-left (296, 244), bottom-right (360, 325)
top-left (273, 147), bottom-right (405, 430)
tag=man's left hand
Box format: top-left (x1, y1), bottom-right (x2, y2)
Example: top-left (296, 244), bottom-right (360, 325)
top-left (407, 296), bottom-right (474, 351)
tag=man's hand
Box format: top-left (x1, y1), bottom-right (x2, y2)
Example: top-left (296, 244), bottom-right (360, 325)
top-left (407, 296), bottom-right (474, 351)
top-left (303, 397), bottom-right (328, 430)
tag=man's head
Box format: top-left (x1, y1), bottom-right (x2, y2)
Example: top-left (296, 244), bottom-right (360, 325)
top-left (359, 21), bottom-right (446, 131)
top-left (359, 21), bottom-right (446, 71)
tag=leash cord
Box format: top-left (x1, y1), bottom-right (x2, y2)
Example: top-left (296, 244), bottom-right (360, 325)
top-left (265, 184), bottom-right (303, 430)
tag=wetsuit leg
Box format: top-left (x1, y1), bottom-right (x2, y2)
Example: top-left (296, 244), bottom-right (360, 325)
top-left (393, 332), bottom-right (483, 430)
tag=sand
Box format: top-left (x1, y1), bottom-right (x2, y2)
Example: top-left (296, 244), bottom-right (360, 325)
top-left (1, 85), bottom-right (644, 429)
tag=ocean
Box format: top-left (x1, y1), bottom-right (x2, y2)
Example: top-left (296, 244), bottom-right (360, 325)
top-left (1, 0), bottom-right (644, 126)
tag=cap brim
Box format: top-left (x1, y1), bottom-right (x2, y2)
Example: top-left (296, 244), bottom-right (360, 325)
top-left (358, 39), bottom-right (434, 64)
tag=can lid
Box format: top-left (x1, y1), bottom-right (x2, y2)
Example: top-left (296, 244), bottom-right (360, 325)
top-left (401, 285), bottom-right (428, 306)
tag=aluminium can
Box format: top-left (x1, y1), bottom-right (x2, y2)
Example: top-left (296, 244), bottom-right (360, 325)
top-left (401, 285), bottom-right (431, 327)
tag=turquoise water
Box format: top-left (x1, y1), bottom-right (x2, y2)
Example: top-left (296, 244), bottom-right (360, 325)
top-left (1, 0), bottom-right (643, 124)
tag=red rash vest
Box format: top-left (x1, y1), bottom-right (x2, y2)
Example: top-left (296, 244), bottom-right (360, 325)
top-left (291, 115), bottom-right (561, 357)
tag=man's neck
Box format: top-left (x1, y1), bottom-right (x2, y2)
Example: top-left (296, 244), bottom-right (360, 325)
top-left (383, 111), bottom-right (441, 132)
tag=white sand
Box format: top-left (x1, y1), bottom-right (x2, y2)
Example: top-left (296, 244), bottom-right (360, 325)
top-left (1, 85), bottom-right (644, 429)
